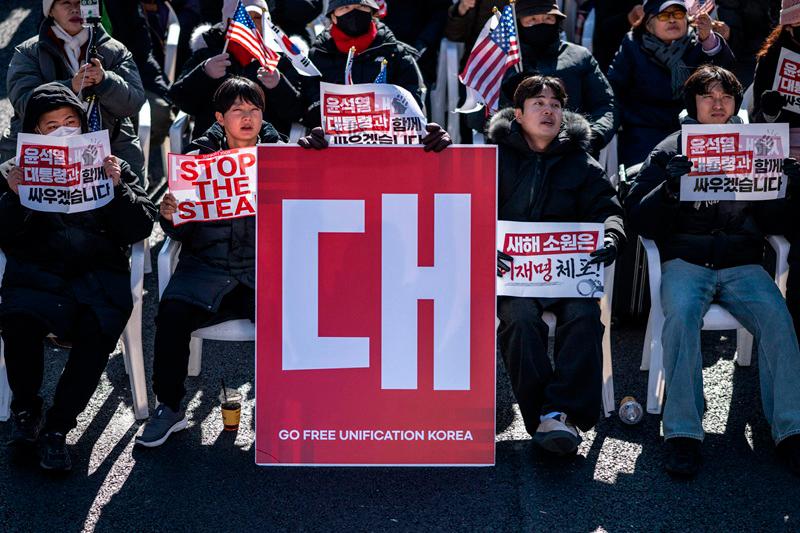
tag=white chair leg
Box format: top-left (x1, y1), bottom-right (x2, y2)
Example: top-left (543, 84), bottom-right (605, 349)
top-left (188, 337), bottom-right (203, 377)
top-left (646, 333), bottom-right (666, 414)
top-left (641, 312), bottom-right (655, 371)
top-left (0, 340), bottom-right (11, 421)
top-left (121, 311), bottom-right (150, 420)
top-left (601, 324), bottom-right (615, 417)
top-left (734, 328), bottom-right (754, 367)
top-left (122, 342), bottom-right (131, 375)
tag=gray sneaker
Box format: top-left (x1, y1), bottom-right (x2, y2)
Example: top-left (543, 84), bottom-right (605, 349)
top-left (532, 412), bottom-right (582, 456)
top-left (135, 404), bottom-right (188, 448)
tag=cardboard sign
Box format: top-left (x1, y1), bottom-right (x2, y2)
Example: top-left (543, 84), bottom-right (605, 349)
top-left (320, 82), bottom-right (427, 145)
top-left (680, 123), bottom-right (790, 201)
top-left (773, 48), bottom-right (800, 114)
top-left (256, 146), bottom-right (497, 466)
top-left (167, 148), bottom-right (257, 226)
top-left (496, 221), bottom-right (604, 298)
top-left (16, 130), bottom-right (113, 214)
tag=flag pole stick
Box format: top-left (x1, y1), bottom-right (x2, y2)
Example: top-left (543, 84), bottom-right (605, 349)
top-left (222, 18), bottom-right (231, 54)
top-left (509, 0), bottom-right (523, 73)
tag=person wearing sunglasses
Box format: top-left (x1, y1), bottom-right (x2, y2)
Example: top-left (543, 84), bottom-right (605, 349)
top-left (607, 0), bottom-right (734, 168)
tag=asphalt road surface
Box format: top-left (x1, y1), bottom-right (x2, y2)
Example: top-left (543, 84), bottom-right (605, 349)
top-left (1, 2), bottom-right (798, 531)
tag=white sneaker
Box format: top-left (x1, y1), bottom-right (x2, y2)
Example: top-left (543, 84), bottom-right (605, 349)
top-left (532, 413), bottom-right (581, 455)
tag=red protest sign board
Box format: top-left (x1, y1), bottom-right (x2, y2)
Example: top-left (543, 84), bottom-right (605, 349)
top-left (167, 148), bottom-right (257, 226)
top-left (256, 146), bottom-right (497, 466)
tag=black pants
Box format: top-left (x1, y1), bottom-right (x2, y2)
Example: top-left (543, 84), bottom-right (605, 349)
top-left (1, 311), bottom-right (118, 434)
top-left (152, 285), bottom-right (254, 411)
top-left (497, 297), bottom-right (603, 435)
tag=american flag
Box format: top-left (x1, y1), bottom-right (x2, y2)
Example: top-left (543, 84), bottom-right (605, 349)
top-left (86, 95), bottom-right (102, 132)
top-left (374, 60), bottom-right (387, 84)
top-left (225, 0), bottom-right (279, 71)
top-left (458, 5), bottom-right (520, 113)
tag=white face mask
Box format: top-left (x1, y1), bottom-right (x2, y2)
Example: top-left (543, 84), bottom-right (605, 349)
top-left (47, 126), bottom-right (82, 137)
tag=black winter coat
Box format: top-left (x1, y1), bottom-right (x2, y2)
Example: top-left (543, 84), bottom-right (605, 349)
top-left (607, 29), bottom-right (735, 167)
top-left (488, 108), bottom-right (626, 245)
top-left (301, 22), bottom-right (425, 127)
top-left (169, 23), bottom-right (302, 138)
top-left (159, 121), bottom-right (281, 315)
top-left (501, 40), bottom-right (619, 152)
top-left (752, 30), bottom-right (800, 127)
top-left (0, 161), bottom-right (156, 339)
top-left (625, 131), bottom-right (789, 269)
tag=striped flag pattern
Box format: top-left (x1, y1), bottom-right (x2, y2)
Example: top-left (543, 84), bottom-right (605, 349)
top-left (225, 0), bottom-right (279, 71)
top-left (458, 5), bottom-right (520, 113)
top-left (344, 46), bottom-right (355, 85)
top-left (86, 96), bottom-right (102, 132)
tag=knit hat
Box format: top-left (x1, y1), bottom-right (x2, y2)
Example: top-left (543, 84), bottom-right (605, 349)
top-left (43, 0), bottom-right (54, 17)
top-left (22, 82), bottom-right (87, 134)
top-left (782, 0), bottom-right (800, 26)
top-left (221, 0), bottom-right (268, 22)
top-left (643, 0), bottom-right (687, 17)
top-left (326, 0), bottom-right (380, 17)
top-left (515, 0), bottom-right (566, 19)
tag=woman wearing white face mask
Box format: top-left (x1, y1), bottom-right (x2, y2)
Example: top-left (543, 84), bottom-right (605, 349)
top-left (0, 0), bottom-right (146, 185)
top-left (0, 83), bottom-right (157, 473)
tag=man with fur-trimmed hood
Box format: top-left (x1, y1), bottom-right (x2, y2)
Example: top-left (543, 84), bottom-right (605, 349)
top-left (490, 75), bottom-right (625, 459)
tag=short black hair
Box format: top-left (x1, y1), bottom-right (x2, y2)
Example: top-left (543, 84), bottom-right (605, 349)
top-left (513, 75), bottom-right (567, 110)
top-left (683, 65), bottom-right (743, 118)
top-left (213, 76), bottom-right (266, 114)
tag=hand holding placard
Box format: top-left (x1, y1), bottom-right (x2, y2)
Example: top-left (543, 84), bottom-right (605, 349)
top-left (5, 166), bottom-right (22, 195)
top-left (665, 154), bottom-right (693, 199)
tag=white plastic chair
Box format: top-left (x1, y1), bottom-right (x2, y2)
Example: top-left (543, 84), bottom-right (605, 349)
top-left (169, 111), bottom-right (193, 155)
top-left (0, 241), bottom-right (150, 421)
top-left (639, 235), bottom-right (790, 414)
top-left (598, 133), bottom-right (619, 188)
top-left (497, 263), bottom-right (617, 418)
top-left (444, 39), bottom-right (464, 144)
top-left (157, 238), bottom-right (255, 377)
top-left (163, 1), bottom-right (181, 84)
top-left (138, 99), bottom-right (152, 181)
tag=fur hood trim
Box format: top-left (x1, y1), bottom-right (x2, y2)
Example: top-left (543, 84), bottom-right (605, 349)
top-left (487, 108), bottom-right (592, 154)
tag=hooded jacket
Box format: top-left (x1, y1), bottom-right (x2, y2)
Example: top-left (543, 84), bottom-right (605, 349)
top-left (169, 22), bottom-right (302, 139)
top-left (501, 39), bottom-right (619, 152)
top-left (607, 29), bottom-right (735, 166)
top-left (488, 108), bottom-right (625, 244)
top-left (301, 21), bottom-right (425, 127)
top-left (625, 130), bottom-right (790, 269)
top-left (0, 83), bottom-right (157, 339)
top-left (1, 19), bottom-right (147, 180)
top-left (159, 121), bottom-right (281, 315)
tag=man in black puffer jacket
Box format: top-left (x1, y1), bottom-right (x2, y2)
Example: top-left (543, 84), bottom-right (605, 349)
top-left (0, 82), bottom-right (156, 472)
top-left (625, 65), bottom-right (800, 479)
top-left (491, 76), bottom-right (625, 459)
top-left (169, 0), bottom-right (302, 138)
top-left (300, 0), bottom-right (425, 128)
top-left (137, 77), bottom-right (282, 448)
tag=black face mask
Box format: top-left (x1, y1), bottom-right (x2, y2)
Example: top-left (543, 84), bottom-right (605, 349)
top-left (335, 9), bottom-right (373, 37)
top-left (518, 23), bottom-right (560, 49)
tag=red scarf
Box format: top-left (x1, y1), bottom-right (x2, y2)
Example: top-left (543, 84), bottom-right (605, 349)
top-left (330, 22), bottom-right (378, 55)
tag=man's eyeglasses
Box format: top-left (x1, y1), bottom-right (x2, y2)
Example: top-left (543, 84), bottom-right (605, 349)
top-left (655, 9), bottom-right (687, 21)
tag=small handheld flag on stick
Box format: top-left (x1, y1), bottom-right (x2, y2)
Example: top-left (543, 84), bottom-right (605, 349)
top-left (224, 0), bottom-right (279, 71)
top-left (374, 60), bottom-right (388, 84)
top-left (456, 5), bottom-right (521, 114)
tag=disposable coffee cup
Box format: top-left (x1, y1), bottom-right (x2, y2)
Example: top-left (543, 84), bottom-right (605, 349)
top-left (219, 388), bottom-right (243, 432)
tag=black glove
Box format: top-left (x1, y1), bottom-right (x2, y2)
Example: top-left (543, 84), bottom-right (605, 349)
top-left (497, 250), bottom-right (513, 277)
top-left (665, 154), bottom-right (693, 198)
top-left (421, 123), bottom-right (452, 153)
top-left (298, 127), bottom-right (328, 150)
top-left (760, 90), bottom-right (786, 117)
top-left (588, 235), bottom-right (619, 267)
top-left (784, 157), bottom-right (800, 199)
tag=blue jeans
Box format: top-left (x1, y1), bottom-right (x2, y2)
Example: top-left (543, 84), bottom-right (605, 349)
top-left (661, 259), bottom-right (800, 444)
